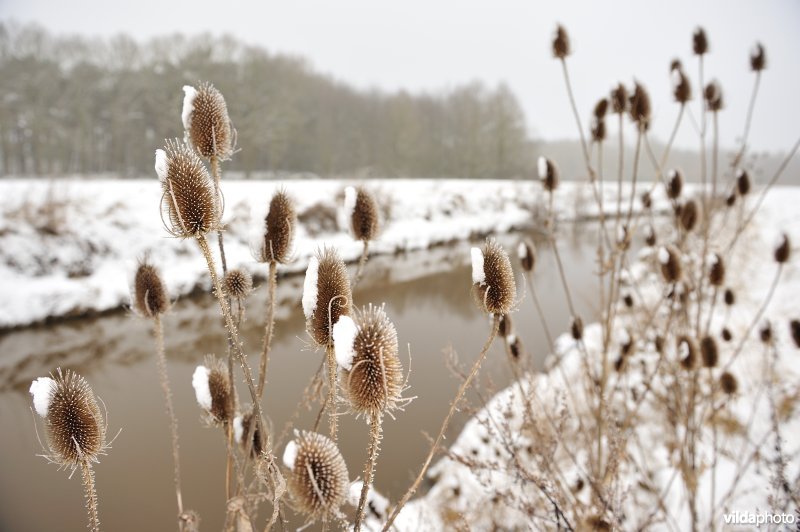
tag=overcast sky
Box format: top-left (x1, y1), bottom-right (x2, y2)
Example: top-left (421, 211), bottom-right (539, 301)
top-left (3, 0), bottom-right (799, 152)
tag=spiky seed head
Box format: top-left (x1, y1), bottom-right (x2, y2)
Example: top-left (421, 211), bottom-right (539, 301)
top-left (156, 139), bottom-right (219, 238)
top-left (307, 248), bottom-right (352, 347)
top-left (709, 253), bottom-right (725, 286)
top-left (621, 330), bottom-right (634, 356)
top-left (704, 81), bottom-right (724, 112)
top-left (670, 58), bottom-right (683, 71)
top-left (348, 187), bottom-right (379, 242)
top-left (693, 27), bottom-right (709, 55)
top-left (552, 24), bottom-right (570, 59)
top-left (774, 233), bottom-right (790, 263)
top-left (645, 225), bottom-right (657, 247)
top-left (591, 118), bottom-right (606, 143)
top-left (654, 335), bottom-right (665, 354)
top-left (508, 335), bottom-right (522, 360)
top-left (193, 356), bottom-right (233, 425)
top-left (29, 368), bottom-right (105, 466)
top-left (678, 336), bottom-right (698, 370)
top-left (571, 316), bottom-right (584, 341)
top-left (629, 82), bottom-right (651, 130)
top-left (659, 245), bottom-right (682, 283)
top-left (667, 168), bottom-right (684, 199)
top-left (258, 189), bottom-right (297, 264)
top-left (614, 355), bottom-right (626, 372)
top-left (538, 156), bottom-right (560, 192)
top-left (223, 268), bottom-right (253, 300)
top-left (133, 260), bottom-right (170, 317)
top-left (235, 407), bottom-right (264, 458)
top-left (183, 82), bottom-right (233, 160)
top-left (789, 319), bottom-right (800, 348)
top-left (720, 371), bottom-right (738, 395)
top-left (680, 199), bottom-right (699, 232)
top-left (736, 169), bottom-right (751, 196)
top-left (471, 239), bottom-right (516, 316)
top-left (724, 288), bottom-right (735, 306)
top-left (700, 336), bottom-right (719, 368)
top-left (721, 327), bottom-right (733, 342)
top-left (726, 192), bottom-right (737, 207)
top-left (498, 314), bottom-right (512, 338)
top-left (641, 191), bottom-right (652, 210)
top-left (623, 293), bottom-right (634, 308)
top-left (611, 83), bottom-right (628, 114)
top-left (759, 320), bottom-right (773, 344)
top-left (517, 239), bottom-right (536, 273)
top-left (594, 98), bottom-right (609, 119)
top-left (341, 304), bottom-right (403, 415)
top-left (750, 42), bottom-right (766, 72)
top-left (285, 430), bottom-right (349, 522)
top-left (672, 67), bottom-right (692, 104)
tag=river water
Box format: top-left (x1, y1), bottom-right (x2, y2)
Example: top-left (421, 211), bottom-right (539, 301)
top-left (0, 224), bottom-right (612, 531)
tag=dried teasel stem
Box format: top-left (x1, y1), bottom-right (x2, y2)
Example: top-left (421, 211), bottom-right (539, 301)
top-left (257, 260), bottom-right (277, 398)
top-left (81, 460), bottom-right (100, 532)
top-left (354, 411), bottom-right (382, 532)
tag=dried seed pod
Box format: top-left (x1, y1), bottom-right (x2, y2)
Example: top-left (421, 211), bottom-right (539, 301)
top-left (538, 156), bottom-right (560, 192)
top-left (133, 259), bottom-right (170, 317)
top-left (283, 430), bottom-right (349, 522)
top-left (790, 319), bottom-right (800, 348)
top-left (726, 192), bottom-right (737, 207)
top-left (670, 59), bottom-right (683, 71)
top-left (620, 329), bottom-right (634, 356)
top-left (724, 288), bottom-right (735, 306)
top-left (594, 98), bottom-right (609, 119)
top-left (654, 335), bottom-right (665, 354)
top-left (344, 186), bottom-right (379, 242)
top-left (155, 139), bottom-right (219, 238)
top-left (234, 407), bottom-right (263, 458)
top-left (29, 368), bottom-right (106, 466)
top-left (517, 239), bottom-right (536, 273)
top-left (721, 327), bottom-right (733, 342)
top-left (658, 246), bottom-right (682, 283)
top-left (498, 314), bottom-right (513, 338)
top-left (671, 66), bottom-right (692, 104)
top-left (303, 248), bottom-right (352, 347)
top-left (192, 355), bottom-right (233, 425)
top-left (585, 515), bottom-right (612, 531)
top-left (645, 225), bottom-right (657, 246)
top-left (336, 304), bottom-right (403, 415)
top-left (258, 189), bottom-right (296, 264)
top-left (591, 118), bottom-right (606, 143)
top-left (223, 268), bottom-right (253, 300)
top-left (700, 336), bottom-right (719, 368)
top-left (182, 82), bottom-right (233, 160)
top-left (507, 334), bottom-right (523, 360)
top-left (704, 81), bottom-right (724, 112)
top-left (610, 83), bottom-right (628, 114)
top-left (720, 371), bottom-right (738, 395)
top-left (471, 239), bottom-right (517, 316)
top-left (666, 169), bottom-right (684, 199)
top-left (552, 24), bottom-right (570, 59)
top-left (759, 320), bottom-right (773, 344)
top-left (623, 293), bottom-right (634, 308)
top-left (617, 224), bottom-right (631, 251)
top-left (629, 82), bottom-right (651, 129)
top-left (680, 199), bottom-right (699, 232)
top-left (693, 27), bottom-right (709, 55)
top-left (641, 191), bottom-right (652, 210)
top-left (750, 42), bottom-right (766, 72)
top-left (736, 169), bottom-right (751, 196)
top-left (571, 316), bottom-right (583, 341)
top-left (709, 253), bottom-right (725, 286)
top-left (678, 336), bottom-right (698, 370)
top-left (774, 233), bottom-right (790, 263)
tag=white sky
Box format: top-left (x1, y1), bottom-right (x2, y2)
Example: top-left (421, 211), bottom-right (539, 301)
top-left (3, 0), bottom-right (799, 152)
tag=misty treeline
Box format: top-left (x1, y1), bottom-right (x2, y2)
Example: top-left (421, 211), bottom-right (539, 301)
top-left (0, 22), bottom-right (536, 179)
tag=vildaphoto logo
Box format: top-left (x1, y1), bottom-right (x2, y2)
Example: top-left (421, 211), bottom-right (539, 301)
top-left (723, 511), bottom-right (796, 527)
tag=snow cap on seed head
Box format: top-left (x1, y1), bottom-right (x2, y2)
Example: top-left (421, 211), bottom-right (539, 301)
top-left (538, 156), bottom-right (559, 192)
top-left (305, 247), bottom-right (352, 347)
top-left (471, 239), bottom-right (516, 316)
top-left (182, 81), bottom-right (233, 161)
top-left (517, 239), bottom-right (536, 273)
top-left (192, 356), bottom-right (233, 425)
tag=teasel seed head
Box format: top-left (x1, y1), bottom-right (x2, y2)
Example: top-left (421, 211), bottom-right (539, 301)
top-left (750, 42), bottom-right (766, 72)
top-left (335, 304), bottom-right (403, 415)
top-left (654, 335), bottom-right (665, 354)
top-left (671, 66), bottom-right (692, 104)
top-left (345, 186), bottom-right (379, 242)
top-left (693, 27), bottom-right (709, 55)
top-left (507, 334), bottom-right (523, 360)
top-left (620, 329), bottom-right (634, 356)
top-left (223, 268), bottom-right (253, 300)
top-left (471, 239), bottom-right (517, 316)
top-left (726, 192), bottom-right (737, 207)
top-left (736, 169), bottom-right (751, 196)
top-left (133, 259), bottom-right (170, 317)
top-left (700, 335), bottom-right (719, 368)
top-left (570, 316), bottom-right (584, 341)
top-left (517, 238), bottom-right (536, 273)
top-left (721, 327), bottom-right (733, 342)
top-left (192, 355), bottom-right (233, 425)
top-left (156, 139), bottom-right (219, 238)
top-left (182, 82), bottom-right (234, 160)
top-left (538, 156), bottom-right (560, 192)
top-left (709, 253), bottom-right (725, 286)
top-left (724, 288), bottom-right (735, 306)
top-left (594, 98), bottom-right (609, 119)
top-left (720, 371), bottom-right (738, 395)
top-left (704, 81), bottom-right (724, 112)
top-left (233, 407), bottom-right (264, 458)
top-left (774, 233), bottom-right (790, 263)
top-left (645, 225), bottom-right (657, 247)
top-left (623, 292), bottom-right (634, 308)
top-left (611, 83), bottom-right (628, 114)
top-left (641, 191), bottom-right (652, 210)
top-left (667, 169), bottom-right (684, 199)
top-left (789, 319), bottom-right (800, 348)
top-left (678, 335), bottom-right (698, 370)
top-left (303, 248), bottom-right (352, 347)
top-left (258, 189), bottom-right (297, 264)
top-left (759, 320), bottom-right (773, 344)
top-left (591, 117), bottom-right (606, 143)
top-left (629, 81), bottom-right (651, 130)
top-left (552, 24), bottom-right (570, 59)
top-left (283, 430), bottom-right (349, 522)
top-left (679, 199), bottom-right (699, 232)
top-left (498, 314), bottom-right (512, 338)
top-left (658, 245), bottom-right (682, 283)
top-left (29, 368), bottom-right (106, 466)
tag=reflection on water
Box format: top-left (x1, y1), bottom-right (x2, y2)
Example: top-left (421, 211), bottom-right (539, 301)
top-left (0, 223), bottom-right (618, 531)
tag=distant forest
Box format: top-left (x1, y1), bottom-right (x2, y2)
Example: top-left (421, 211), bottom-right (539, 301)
top-left (0, 22), bottom-right (537, 178)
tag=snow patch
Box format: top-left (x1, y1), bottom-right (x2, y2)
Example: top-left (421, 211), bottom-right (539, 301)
top-left (658, 246), bottom-right (670, 265)
top-left (471, 247), bottom-right (485, 285)
top-left (29, 376), bottom-right (55, 418)
top-left (333, 315), bottom-right (358, 371)
top-left (537, 156), bottom-right (548, 179)
top-left (181, 85), bottom-right (197, 131)
top-left (282, 440), bottom-right (298, 470)
top-left (154, 149), bottom-right (168, 182)
top-left (233, 415), bottom-right (244, 444)
top-left (344, 186), bottom-right (357, 230)
top-left (302, 256), bottom-right (320, 319)
top-left (192, 365), bottom-right (212, 411)
top-left (517, 242), bottom-right (528, 261)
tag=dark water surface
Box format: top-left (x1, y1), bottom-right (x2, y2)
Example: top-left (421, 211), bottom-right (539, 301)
top-left (0, 224), bottom-right (611, 531)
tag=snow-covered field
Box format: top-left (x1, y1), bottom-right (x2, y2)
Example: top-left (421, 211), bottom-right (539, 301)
top-left (0, 177), bottom-right (648, 329)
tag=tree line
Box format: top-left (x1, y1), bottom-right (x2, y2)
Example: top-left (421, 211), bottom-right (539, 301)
top-left (0, 22), bottom-right (536, 179)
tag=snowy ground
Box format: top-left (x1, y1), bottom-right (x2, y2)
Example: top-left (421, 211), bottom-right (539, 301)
top-left (0, 177), bottom-right (655, 329)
